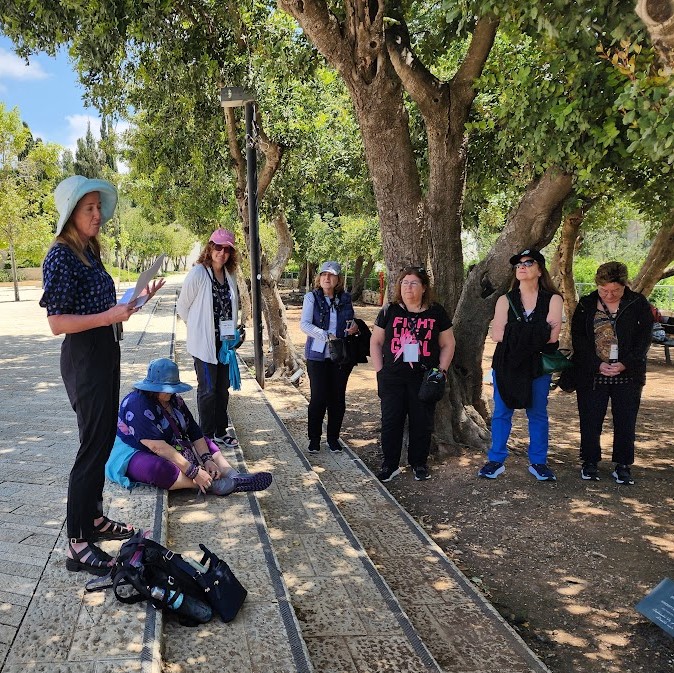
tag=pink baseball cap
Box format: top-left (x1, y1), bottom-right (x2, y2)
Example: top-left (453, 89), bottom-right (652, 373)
top-left (209, 228), bottom-right (236, 248)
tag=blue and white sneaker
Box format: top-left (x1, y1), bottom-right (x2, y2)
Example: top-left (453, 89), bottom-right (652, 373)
top-left (478, 461), bottom-right (505, 479)
top-left (529, 464), bottom-right (557, 481)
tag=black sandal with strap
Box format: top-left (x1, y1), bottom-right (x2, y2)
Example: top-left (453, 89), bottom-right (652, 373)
top-left (66, 540), bottom-right (113, 576)
top-left (91, 516), bottom-right (135, 541)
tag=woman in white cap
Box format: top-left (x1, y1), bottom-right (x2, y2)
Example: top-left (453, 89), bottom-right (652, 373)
top-left (40, 175), bottom-right (164, 575)
top-left (177, 229), bottom-right (242, 448)
top-left (478, 249), bottom-right (563, 482)
top-left (300, 261), bottom-right (359, 453)
top-left (106, 358), bottom-right (272, 496)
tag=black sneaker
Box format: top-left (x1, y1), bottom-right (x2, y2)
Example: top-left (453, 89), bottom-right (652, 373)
top-left (413, 465), bottom-right (430, 481)
top-left (328, 439), bottom-right (343, 453)
top-left (478, 460), bottom-right (505, 479)
top-left (612, 464), bottom-right (634, 485)
top-left (529, 463), bottom-right (557, 481)
top-left (307, 439), bottom-right (320, 453)
top-left (580, 461), bottom-right (599, 481)
top-left (377, 466), bottom-right (401, 483)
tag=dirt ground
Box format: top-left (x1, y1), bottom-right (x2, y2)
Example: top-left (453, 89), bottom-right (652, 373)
top-left (267, 292), bottom-right (673, 673)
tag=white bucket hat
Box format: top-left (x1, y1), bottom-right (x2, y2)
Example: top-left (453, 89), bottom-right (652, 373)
top-left (54, 175), bottom-right (118, 236)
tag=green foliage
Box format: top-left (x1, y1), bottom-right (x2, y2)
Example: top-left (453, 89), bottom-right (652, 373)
top-left (0, 104), bottom-right (61, 271)
top-left (74, 123), bottom-right (105, 178)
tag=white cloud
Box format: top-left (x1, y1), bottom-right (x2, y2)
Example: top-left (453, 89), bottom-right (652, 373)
top-left (65, 113), bottom-right (101, 153)
top-left (0, 48), bottom-right (48, 80)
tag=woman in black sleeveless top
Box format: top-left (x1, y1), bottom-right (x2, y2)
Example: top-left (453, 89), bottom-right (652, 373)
top-left (478, 249), bottom-right (563, 482)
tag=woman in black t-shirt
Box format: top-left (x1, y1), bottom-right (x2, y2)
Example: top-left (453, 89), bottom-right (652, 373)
top-left (370, 266), bottom-right (455, 483)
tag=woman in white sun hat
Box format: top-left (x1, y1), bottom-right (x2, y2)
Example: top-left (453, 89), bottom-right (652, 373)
top-left (40, 175), bottom-right (164, 576)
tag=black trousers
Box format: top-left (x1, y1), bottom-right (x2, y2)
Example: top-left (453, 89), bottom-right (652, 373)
top-left (577, 382), bottom-right (642, 466)
top-left (61, 327), bottom-right (120, 540)
top-left (377, 368), bottom-right (435, 470)
top-left (306, 359), bottom-right (353, 441)
top-left (193, 356), bottom-right (230, 438)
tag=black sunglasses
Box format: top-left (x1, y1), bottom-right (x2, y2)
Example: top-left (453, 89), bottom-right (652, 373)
top-left (512, 259), bottom-right (536, 269)
top-left (211, 243), bottom-right (231, 252)
top-left (401, 265), bottom-right (426, 273)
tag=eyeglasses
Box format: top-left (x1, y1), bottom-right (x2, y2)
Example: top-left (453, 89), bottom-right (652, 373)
top-left (513, 259), bottom-right (536, 269)
top-left (401, 280), bottom-right (422, 287)
top-left (402, 265), bottom-right (426, 273)
top-left (212, 243), bottom-right (231, 252)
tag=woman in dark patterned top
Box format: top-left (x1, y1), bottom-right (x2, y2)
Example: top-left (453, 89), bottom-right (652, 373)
top-left (40, 175), bottom-right (164, 575)
top-left (571, 261), bottom-right (653, 485)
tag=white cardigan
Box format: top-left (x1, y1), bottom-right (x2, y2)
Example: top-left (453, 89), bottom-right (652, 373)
top-left (176, 264), bottom-right (240, 364)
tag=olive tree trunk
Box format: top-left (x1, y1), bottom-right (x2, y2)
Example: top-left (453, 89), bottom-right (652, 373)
top-left (631, 211), bottom-right (674, 297)
top-left (636, 0), bottom-right (674, 70)
top-left (552, 201), bottom-right (593, 347)
top-left (223, 106), bottom-right (303, 376)
top-left (277, 0), bottom-right (575, 448)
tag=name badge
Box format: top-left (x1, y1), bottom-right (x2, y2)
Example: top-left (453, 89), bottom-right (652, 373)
top-left (403, 343), bottom-right (419, 362)
top-left (311, 337), bottom-right (327, 354)
top-left (219, 319), bottom-right (235, 337)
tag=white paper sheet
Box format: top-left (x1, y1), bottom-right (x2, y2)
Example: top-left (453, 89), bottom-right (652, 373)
top-left (119, 254), bottom-right (166, 305)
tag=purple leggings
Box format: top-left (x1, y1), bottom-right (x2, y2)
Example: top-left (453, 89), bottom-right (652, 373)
top-left (127, 438), bottom-right (221, 489)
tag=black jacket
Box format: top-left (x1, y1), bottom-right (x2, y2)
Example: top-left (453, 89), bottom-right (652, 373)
top-left (570, 287), bottom-right (653, 387)
top-left (492, 289), bottom-right (554, 409)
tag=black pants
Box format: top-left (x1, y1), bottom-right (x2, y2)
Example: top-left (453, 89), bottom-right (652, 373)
top-left (306, 359), bottom-right (353, 441)
top-left (193, 356), bottom-right (230, 438)
top-left (377, 368), bottom-right (435, 470)
top-left (577, 382), bottom-right (643, 466)
top-left (61, 327), bottom-right (120, 540)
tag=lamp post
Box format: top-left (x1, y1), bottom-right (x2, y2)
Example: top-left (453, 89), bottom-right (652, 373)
top-left (220, 86), bottom-right (265, 388)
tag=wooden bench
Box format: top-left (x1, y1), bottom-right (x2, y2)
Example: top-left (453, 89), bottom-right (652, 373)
top-left (652, 321), bottom-right (674, 365)
top-left (652, 339), bottom-right (673, 365)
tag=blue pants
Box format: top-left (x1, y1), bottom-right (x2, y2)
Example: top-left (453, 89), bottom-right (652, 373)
top-left (487, 371), bottom-right (552, 465)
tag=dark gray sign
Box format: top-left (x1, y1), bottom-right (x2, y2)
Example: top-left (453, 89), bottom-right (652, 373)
top-left (635, 577), bottom-right (674, 637)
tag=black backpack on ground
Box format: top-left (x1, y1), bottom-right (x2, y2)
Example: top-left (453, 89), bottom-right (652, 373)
top-left (87, 531), bottom-right (247, 626)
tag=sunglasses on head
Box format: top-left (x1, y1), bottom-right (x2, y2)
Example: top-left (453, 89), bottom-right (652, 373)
top-left (513, 259), bottom-right (536, 269)
top-left (401, 265), bottom-right (426, 274)
top-left (211, 243), bottom-right (231, 252)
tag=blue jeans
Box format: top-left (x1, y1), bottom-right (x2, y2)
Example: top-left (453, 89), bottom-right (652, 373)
top-left (487, 371), bottom-right (552, 465)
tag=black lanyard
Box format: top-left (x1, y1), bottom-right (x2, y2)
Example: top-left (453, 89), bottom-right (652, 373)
top-left (400, 302), bottom-right (424, 340)
top-left (597, 296), bottom-right (618, 334)
top-left (207, 268), bottom-right (231, 318)
top-left (159, 402), bottom-right (191, 449)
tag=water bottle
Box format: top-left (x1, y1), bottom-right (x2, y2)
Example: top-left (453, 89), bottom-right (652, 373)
top-left (609, 338), bottom-right (619, 364)
top-left (150, 585), bottom-right (184, 610)
top-left (150, 585), bottom-right (212, 623)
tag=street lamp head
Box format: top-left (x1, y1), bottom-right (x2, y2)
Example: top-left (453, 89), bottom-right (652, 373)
top-left (220, 86), bottom-right (256, 108)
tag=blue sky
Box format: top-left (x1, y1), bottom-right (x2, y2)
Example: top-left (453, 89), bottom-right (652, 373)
top-left (0, 34), bottom-right (107, 154)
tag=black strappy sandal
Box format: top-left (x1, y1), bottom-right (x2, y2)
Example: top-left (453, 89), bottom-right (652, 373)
top-left (66, 540), bottom-right (113, 576)
top-left (91, 516), bottom-right (135, 541)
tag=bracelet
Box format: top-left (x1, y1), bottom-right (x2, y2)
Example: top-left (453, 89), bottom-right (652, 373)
top-left (185, 463), bottom-right (199, 480)
top-left (199, 453), bottom-right (215, 463)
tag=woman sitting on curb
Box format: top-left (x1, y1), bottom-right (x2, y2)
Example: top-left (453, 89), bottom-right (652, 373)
top-left (106, 358), bottom-right (272, 496)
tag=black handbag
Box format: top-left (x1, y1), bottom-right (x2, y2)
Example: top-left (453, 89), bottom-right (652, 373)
top-left (418, 368), bottom-right (446, 403)
top-left (193, 544), bottom-right (248, 623)
top-left (328, 337), bottom-right (353, 366)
